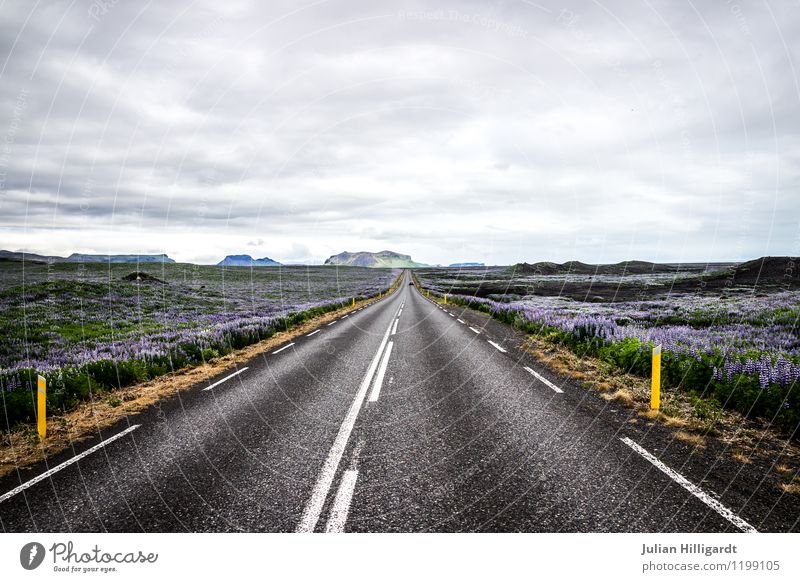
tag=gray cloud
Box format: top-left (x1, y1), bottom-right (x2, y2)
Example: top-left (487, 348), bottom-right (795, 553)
top-left (0, 0), bottom-right (798, 265)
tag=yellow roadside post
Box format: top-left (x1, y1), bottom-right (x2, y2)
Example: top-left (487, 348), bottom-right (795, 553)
top-left (650, 345), bottom-right (661, 410)
top-left (444, 294), bottom-right (447, 305)
top-left (37, 375), bottom-right (46, 439)
top-left (352, 297), bottom-right (355, 307)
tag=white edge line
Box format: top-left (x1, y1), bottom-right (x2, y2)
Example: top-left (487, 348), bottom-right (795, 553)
top-left (202, 367), bottom-right (250, 391)
top-left (324, 469), bottom-right (359, 533)
top-left (620, 437), bottom-right (757, 533)
top-left (469, 327), bottom-right (480, 334)
top-left (272, 343), bottom-right (295, 355)
top-left (523, 366), bottom-right (564, 393)
top-left (488, 340), bottom-right (507, 353)
top-left (457, 319), bottom-right (465, 324)
top-left (369, 341), bottom-right (394, 402)
top-left (0, 425), bottom-right (141, 504)
top-left (391, 319), bottom-right (399, 336)
top-left (327, 320), bottom-right (338, 326)
top-left (296, 313), bottom-right (395, 532)
top-left (307, 329), bottom-right (321, 337)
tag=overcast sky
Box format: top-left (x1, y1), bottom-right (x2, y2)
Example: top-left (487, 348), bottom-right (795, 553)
top-left (0, 0), bottom-right (798, 265)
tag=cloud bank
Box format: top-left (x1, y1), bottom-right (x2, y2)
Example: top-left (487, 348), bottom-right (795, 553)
top-left (0, 0), bottom-right (798, 264)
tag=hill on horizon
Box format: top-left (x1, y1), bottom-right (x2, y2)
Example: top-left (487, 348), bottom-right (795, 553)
top-left (217, 254), bottom-right (281, 267)
top-left (0, 250), bottom-right (175, 264)
top-left (509, 259), bottom-right (736, 276)
top-left (324, 250), bottom-right (423, 268)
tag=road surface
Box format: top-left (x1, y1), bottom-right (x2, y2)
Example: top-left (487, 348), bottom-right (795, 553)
top-left (1, 271), bottom-right (796, 532)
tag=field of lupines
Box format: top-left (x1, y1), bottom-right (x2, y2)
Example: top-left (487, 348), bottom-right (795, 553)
top-left (0, 261), bottom-right (401, 428)
top-left (416, 269), bottom-right (800, 434)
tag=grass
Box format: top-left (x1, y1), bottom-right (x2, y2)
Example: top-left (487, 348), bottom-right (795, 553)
top-left (0, 293), bottom-right (395, 478)
top-left (0, 261), bottom-right (403, 429)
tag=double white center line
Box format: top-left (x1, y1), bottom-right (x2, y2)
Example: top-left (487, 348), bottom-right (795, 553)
top-left (324, 469), bottom-right (359, 533)
top-left (296, 306), bottom-right (399, 533)
top-left (325, 440), bottom-right (365, 533)
top-left (369, 341), bottom-right (394, 402)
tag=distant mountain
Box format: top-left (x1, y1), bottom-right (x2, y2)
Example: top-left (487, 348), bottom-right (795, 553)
top-left (67, 253), bottom-right (175, 264)
top-left (708, 256), bottom-right (799, 287)
top-left (324, 250), bottom-right (423, 268)
top-left (449, 262), bottom-right (485, 267)
top-left (511, 261), bottom-right (668, 275)
top-left (509, 260), bottom-right (727, 276)
top-left (217, 254), bottom-right (281, 267)
top-left (0, 250), bottom-right (63, 263)
top-left (0, 250), bottom-right (175, 264)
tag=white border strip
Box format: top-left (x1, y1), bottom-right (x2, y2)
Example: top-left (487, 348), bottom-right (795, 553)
top-left (0, 425), bottom-right (141, 504)
top-left (523, 366), bottom-right (564, 393)
top-left (203, 367), bottom-right (249, 391)
top-left (620, 437), bottom-right (757, 533)
top-left (324, 469), bottom-right (359, 533)
top-left (307, 329), bottom-right (321, 337)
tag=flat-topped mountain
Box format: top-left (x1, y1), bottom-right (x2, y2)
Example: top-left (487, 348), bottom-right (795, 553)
top-left (0, 250), bottom-right (175, 264)
top-left (217, 254), bottom-right (281, 267)
top-left (68, 253), bottom-right (175, 264)
top-left (324, 250), bottom-right (423, 268)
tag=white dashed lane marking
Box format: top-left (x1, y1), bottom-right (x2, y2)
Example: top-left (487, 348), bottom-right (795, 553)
top-left (272, 343), bottom-right (295, 355)
top-left (307, 329), bottom-right (321, 337)
top-left (523, 366), bottom-right (564, 393)
top-left (203, 367), bottom-right (249, 391)
top-left (488, 340), bottom-right (507, 353)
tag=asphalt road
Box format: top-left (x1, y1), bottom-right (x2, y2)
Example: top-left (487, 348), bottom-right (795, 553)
top-left (1, 271), bottom-right (797, 532)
